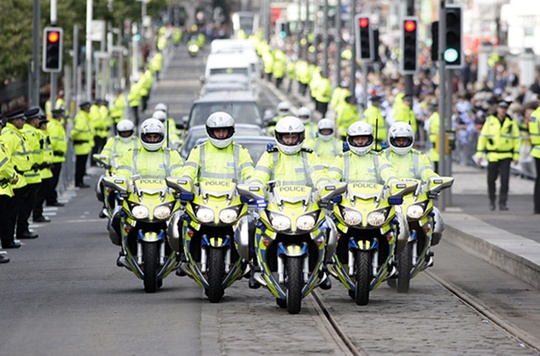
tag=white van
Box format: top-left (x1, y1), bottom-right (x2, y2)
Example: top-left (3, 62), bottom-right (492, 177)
top-left (204, 52), bottom-right (252, 80)
top-left (209, 39), bottom-right (260, 80)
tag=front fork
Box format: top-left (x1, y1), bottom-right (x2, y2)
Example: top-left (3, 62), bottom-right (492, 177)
top-left (277, 242), bottom-right (309, 283)
top-left (200, 235), bottom-right (232, 274)
top-left (348, 239), bottom-right (380, 276)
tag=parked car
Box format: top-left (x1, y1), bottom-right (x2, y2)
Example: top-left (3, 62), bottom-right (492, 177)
top-left (181, 91), bottom-right (263, 130)
top-left (180, 124), bottom-right (268, 160)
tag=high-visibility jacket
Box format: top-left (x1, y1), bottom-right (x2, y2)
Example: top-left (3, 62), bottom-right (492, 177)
top-left (20, 124), bottom-right (42, 184)
top-left (529, 107), bottom-right (540, 159)
top-left (128, 82), bottom-right (142, 108)
top-left (116, 146), bottom-right (183, 179)
top-left (90, 105), bottom-right (110, 139)
top-left (331, 87), bottom-right (351, 114)
top-left (336, 102), bottom-right (358, 138)
top-left (262, 49), bottom-right (274, 75)
top-left (286, 60), bottom-right (295, 79)
top-left (164, 118), bottom-right (181, 148)
top-left (476, 114), bottom-right (521, 162)
top-left (428, 111), bottom-right (440, 163)
top-left (304, 137), bottom-right (343, 166)
top-left (384, 149), bottom-right (438, 182)
top-left (326, 150), bottom-right (398, 185)
top-left (100, 135), bottom-right (139, 172)
top-left (314, 77), bottom-right (332, 104)
top-left (309, 68), bottom-right (322, 97)
top-left (295, 60), bottom-right (309, 84)
top-left (393, 103), bottom-right (417, 134)
top-left (304, 122), bottom-right (318, 140)
top-left (0, 141), bottom-right (16, 197)
top-left (0, 123), bottom-right (31, 189)
top-left (272, 50), bottom-right (287, 79)
top-left (180, 141), bottom-right (254, 186)
top-left (110, 93), bottom-right (126, 124)
top-left (71, 110), bottom-right (94, 155)
top-left (363, 105), bottom-right (387, 151)
top-left (47, 119), bottom-right (67, 163)
top-left (249, 147), bottom-right (329, 188)
top-left (151, 52), bottom-right (163, 72)
top-left (37, 129), bottom-right (53, 180)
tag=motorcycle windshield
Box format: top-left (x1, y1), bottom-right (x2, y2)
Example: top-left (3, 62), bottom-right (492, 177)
top-left (271, 185), bottom-right (313, 205)
top-left (199, 180), bottom-right (237, 199)
top-left (346, 182), bottom-right (385, 201)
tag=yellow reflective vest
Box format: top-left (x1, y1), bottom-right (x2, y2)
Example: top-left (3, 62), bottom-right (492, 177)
top-left (529, 107), bottom-right (540, 159)
top-left (20, 124), bottom-right (42, 184)
top-left (71, 110), bottom-right (94, 155)
top-left (0, 123), bottom-right (31, 189)
top-left (384, 149), bottom-right (438, 182)
top-left (116, 146), bottom-right (184, 179)
top-left (476, 114), bottom-right (521, 162)
top-left (326, 150), bottom-right (398, 185)
top-left (48, 119), bottom-right (67, 163)
top-left (0, 141), bottom-right (16, 197)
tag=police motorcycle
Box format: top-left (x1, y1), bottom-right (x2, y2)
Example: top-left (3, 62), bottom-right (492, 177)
top-left (390, 177), bottom-right (454, 293)
top-left (328, 181), bottom-right (417, 305)
top-left (187, 35), bottom-right (200, 57)
top-left (165, 178), bottom-right (249, 303)
top-left (93, 153), bottom-right (120, 219)
top-left (237, 183), bottom-right (346, 314)
top-left (103, 175), bottom-right (182, 293)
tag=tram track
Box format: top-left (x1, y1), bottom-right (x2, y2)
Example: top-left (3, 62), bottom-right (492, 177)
top-left (425, 269), bottom-right (540, 353)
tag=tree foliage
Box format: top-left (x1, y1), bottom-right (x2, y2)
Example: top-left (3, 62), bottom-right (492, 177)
top-left (0, 0), bottom-right (168, 82)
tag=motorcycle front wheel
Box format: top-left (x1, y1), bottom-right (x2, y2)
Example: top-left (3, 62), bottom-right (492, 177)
top-left (354, 250), bottom-right (372, 305)
top-left (143, 243), bottom-right (159, 293)
top-left (286, 257), bottom-right (303, 314)
top-left (207, 248), bottom-right (225, 303)
top-left (397, 241), bottom-right (413, 293)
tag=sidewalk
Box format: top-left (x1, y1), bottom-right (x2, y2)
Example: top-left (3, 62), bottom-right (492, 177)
top-left (266, 79), bottom-right (540, 290)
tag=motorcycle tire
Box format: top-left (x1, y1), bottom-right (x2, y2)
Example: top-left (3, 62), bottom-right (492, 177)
top-left (207, 248), bottom-right (225, 303)
top-left (354, 250), bottom-right (371, 306)
top-left (276, 298), bottom-right (287, 308)
top-left (397, 242), bottom-right (413, 293)
top-left (143, 243), bottom-right (159, 293)
top-left (286, 257), bottom-right (303, 314)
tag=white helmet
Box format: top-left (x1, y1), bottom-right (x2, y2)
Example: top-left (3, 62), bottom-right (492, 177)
top-left (206, 111), bottom-right (235, 149)
top-left (154, 103), bottom-right (168, 115)
top-left (277, 101), bottom-right (291, 116)
top-left (388, 122), bottom-right (414, 155)
top-left (347, 121), bottom-right (374, 156)
top-left (139, 118), bottom-right (165, 151)
top-left (297, 106), bottom-right (311, 124)
top-left (274, 116), bottom-right (305, 155)
top-left (152, 110), bottom-right (167, 123)
top-left (317, 118), bottom-right (335, 142)
top-left (116, 120), bottom-right (135, 143)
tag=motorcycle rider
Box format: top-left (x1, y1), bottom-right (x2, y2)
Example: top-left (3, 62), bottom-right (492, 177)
top-left (304, 118), bottom-right (343, 168)
top-left (249, 116), bottom-right (331, 288)
top-left (179, 111), bottom-right (254, 187)
top-left (97, 119), bottom-right (138, 218)
top-left (152, 109), bottom-right (181, 149)
top-left (326, 121), bottom-right (398, 185)
top-left (114, 118), bottom-right (184, 265)
top-left (383, 122), bottom-right (445, 245)
top-left (116, 118), bottom-right (183, 179)
top-left (297, 106), bottom-right (318, 140)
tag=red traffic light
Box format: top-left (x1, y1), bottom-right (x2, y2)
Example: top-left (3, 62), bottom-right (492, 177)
top-left (358, 17), bottom-right (369, 28)
top-left (404, 20), bottom-right (417, 32)
top-left (47, 31), bottom-right (60, 43)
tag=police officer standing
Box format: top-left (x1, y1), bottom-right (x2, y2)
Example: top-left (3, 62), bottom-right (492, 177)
top-left (46, 109), bottom-right (67, 206)
top-left (18, 108), bottom-right (44, 238)
top-left (33, 115), bottom-right (54, 223)
top-left (476, 101), bottom-right (521, 211)
top-left (71, 101), bottom-right (94, 188)
top-left (0, 117), bottom-right (19, 261)
top-left (363, 95), bottom-right (388, 151)
top-left (527, 104), bottom-right (540, 214)
top-left (0, 110), bottom-right (32, 248)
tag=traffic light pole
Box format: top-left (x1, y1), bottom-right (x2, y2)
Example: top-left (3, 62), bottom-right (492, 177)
top-left (438, 0), bottom-right (450, 210)
top-left (50, 0), bottom-right (58, 110)
top-left (31, 0), bottom-right (40, 107)
top-left (349, 0), bottom-right (357, 104)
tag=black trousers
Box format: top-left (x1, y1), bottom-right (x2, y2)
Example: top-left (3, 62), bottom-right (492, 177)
top-left (17, 183), bottom-right (39, 236)
top-left (534, 157), bottom-right (540, 213)
top-left (34, 178), bottom-right (52, 219)
top-left (131, 106), bottom-right (140, 127)
top-left (0, 194), bottom-right (11, 246)
top-left (0, 186), bottom-right (27, 245)
top-left (46, 162), bottom-right (62, 205)
top-left (75, 154), bottom-right (89, 186)
top-left (487, 158), bottom-right (511, 206)
top-left (91, 136), bottom-right (107, 166)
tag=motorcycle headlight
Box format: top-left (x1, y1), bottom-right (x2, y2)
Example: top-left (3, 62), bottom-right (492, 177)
top-left (367, 210), bottom-right (387, 227)
top-left (132, 205), bottom-right (149, 219)
top-left (297, 214), bottom-right (316, 231)
top-left (219, 208), bottom-right (239, 224)
top-left (189, 44), bottom-right (199, 51)
top-left (270, 213), bottom-right (291, 231)
top-left (407, 204), bottom-right (425, 219)
top-left (154, 205), bottom-right (172, 220)
top-left (196, 207), bottom-right (215, 223)
top-left (343, 208), bottom-right (362, 226)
